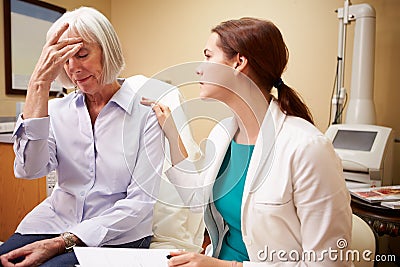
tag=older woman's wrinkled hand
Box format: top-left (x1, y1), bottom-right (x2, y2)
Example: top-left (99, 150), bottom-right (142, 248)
top-left (29, 23), bottom-right (82, 89)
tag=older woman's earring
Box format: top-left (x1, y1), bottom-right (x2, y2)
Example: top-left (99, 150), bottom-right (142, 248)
top-left (74, 85), bottom-right (77, 94)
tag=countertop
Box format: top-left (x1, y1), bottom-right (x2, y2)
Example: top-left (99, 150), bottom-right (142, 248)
top-left (0, 133), bottom-right (14, 143)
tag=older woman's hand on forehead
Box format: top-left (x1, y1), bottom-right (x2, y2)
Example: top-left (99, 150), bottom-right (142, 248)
top-left (30, 23), bottom-right (83, 87)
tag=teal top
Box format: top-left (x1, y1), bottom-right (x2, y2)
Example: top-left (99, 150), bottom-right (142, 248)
top-left (213, 139), bottom-right (254, 262)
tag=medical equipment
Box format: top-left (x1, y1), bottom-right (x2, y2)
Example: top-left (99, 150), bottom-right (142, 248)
top-left (325, 124), bottom-right (394, 188)
top-left (326, 1), bottom-right (395, 189)
top-left (331, 1), bottom-right (376, 125)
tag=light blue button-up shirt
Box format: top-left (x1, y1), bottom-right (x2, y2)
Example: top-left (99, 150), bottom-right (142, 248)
top-left (12, 79), bottom-right (164, 247)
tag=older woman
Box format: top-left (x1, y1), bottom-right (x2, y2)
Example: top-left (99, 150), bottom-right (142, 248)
top-left (0, 7), bottom-right (164, 267)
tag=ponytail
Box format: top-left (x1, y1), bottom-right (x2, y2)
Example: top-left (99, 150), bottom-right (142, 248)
top-left (212, 18), bottom-right (314, 125)
top-left (276, 83), bottom-right (314, 125)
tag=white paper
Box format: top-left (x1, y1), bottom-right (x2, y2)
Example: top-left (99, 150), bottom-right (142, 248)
top-left (74, 247), bottom-right (172, 267)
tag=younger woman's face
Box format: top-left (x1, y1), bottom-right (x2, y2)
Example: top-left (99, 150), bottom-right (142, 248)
top-left (197, 33), bottom-right (238, 102)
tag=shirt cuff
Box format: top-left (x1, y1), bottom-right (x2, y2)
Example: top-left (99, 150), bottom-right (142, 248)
top-left (13, 115), bottom-right (50, 140)
top-left (69, 222), bottom-right (108, 247)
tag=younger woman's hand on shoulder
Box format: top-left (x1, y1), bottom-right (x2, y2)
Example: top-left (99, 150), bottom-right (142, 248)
top-left (140, 97), bottom-right (177, 140)
top-left (141, 97), bottom-right (189, 164)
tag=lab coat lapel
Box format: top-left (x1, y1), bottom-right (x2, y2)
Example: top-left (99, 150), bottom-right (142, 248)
top-left (243, 99), bottom-right (286, 196)
top-left (240, 99), bottom-right (286, 240)
top-left (204, 117), bottom-right (238, 194)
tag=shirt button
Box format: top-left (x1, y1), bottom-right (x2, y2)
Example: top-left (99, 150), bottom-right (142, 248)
top-left (80, 191), bottom-right (85, 196)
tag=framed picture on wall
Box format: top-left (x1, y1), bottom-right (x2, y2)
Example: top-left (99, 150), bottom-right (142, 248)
top-left (3, 0), bottom-right (66, 95)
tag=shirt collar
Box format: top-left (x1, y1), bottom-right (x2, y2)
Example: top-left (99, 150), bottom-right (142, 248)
top-left (72, 79), bottom-right (137, 115)
top-left (109, 78), bottom-right (136, 115)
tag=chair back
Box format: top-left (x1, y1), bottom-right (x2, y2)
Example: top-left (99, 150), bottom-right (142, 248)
top-left (351, 214), bottom-right (376, 267)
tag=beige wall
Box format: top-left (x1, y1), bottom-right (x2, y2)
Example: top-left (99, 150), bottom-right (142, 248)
top-left (0, 0), bottom-right (399, 178)
top-left (112, 0), bottom-right (399, 131)
top-left (0, 0), bottom-right (110, 116)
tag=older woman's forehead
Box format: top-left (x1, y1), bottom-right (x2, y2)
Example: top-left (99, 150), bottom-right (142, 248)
top-left (58, 28), bottom-right (99, 50)
top-left (59, 28), bottom-right (80, 41)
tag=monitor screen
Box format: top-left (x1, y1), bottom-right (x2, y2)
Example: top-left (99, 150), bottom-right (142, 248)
top-left (332, 130), bottom-right (377, 151)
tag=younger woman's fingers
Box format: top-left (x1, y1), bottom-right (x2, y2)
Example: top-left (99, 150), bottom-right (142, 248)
top-left (168, 252), bottom-right (192, 266)
top-left (140, 97), bottom-right (156, 106)
top-left (139, 98), bottom-right (171, 115)
top-left (152, 105), bottom-right (165, 117)
top-left (169, 250), bottom-right (187, 257)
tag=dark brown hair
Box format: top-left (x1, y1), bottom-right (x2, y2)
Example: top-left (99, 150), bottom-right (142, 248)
top-left (212, 18), bottom-right (314, 124)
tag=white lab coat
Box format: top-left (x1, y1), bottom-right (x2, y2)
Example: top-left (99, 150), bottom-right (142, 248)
top-left (166, 99), bottom-right (352, 266)
top-left (125, 75), bottom-right (205, 252)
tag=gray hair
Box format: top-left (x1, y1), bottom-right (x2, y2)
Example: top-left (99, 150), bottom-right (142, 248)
top-left (47, 6), bottom-right (125, 88)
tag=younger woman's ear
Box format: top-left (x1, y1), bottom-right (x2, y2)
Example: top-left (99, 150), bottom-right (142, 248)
top-left (233, 54), bottom-right (248, 75)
